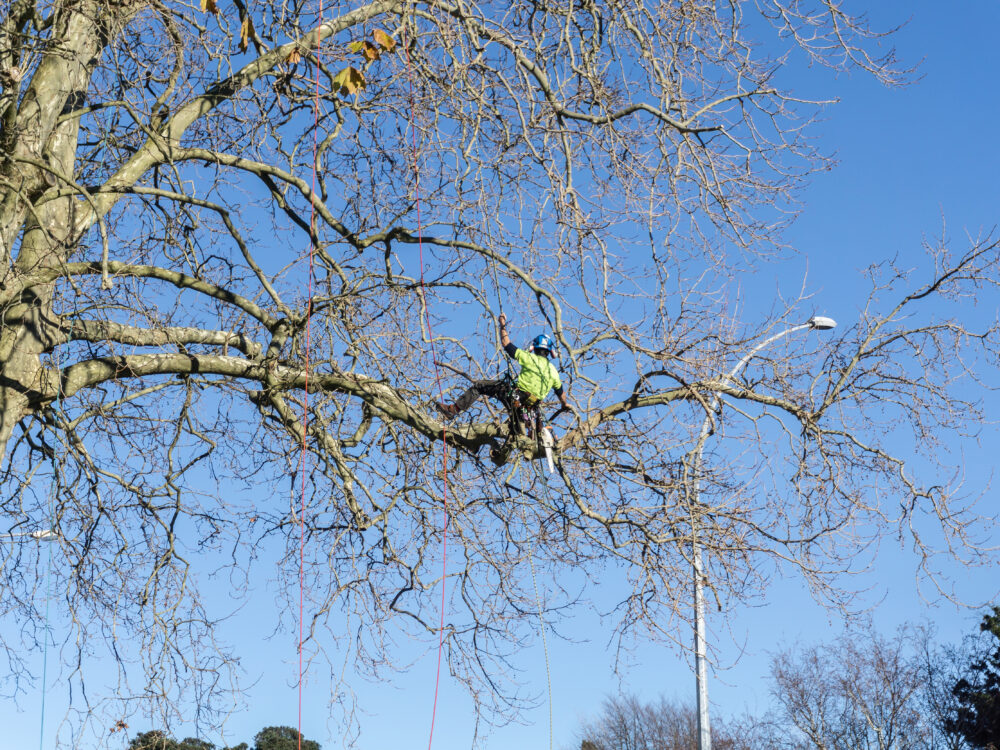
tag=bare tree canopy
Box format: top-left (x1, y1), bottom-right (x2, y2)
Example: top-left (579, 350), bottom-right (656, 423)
top-left (576, 693), bottom-right (747, 750)
top-left (763, 626), bottom-right (945, 750)
top-left (574, 625), bottom-right (976, 750)
top-left (1, 0), bottom-right (997, 741)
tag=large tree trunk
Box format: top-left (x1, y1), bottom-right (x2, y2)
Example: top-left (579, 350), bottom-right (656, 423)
top-left (0, 2), bottom-right (111, 456)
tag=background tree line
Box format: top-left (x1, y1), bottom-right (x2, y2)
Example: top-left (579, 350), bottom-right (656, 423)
top-left (127, 725), bottom-right (318, 750)
top-left (578, 607), bottom-right (1000, 750)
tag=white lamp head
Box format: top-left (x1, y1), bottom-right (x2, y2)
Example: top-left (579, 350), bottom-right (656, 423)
top-left (808, 315), bottom-right (837, 330)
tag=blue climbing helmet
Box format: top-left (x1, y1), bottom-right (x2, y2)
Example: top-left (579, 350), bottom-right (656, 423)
top-left (531, 333), bottom-right (555, 355)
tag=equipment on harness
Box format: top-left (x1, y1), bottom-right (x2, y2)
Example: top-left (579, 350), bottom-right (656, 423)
top-left (531, 333), bottom-right (555, 354)
top-left (489, 371), bottom-right (559, 472)
top-left (496, 371), bottom-right (541, 437)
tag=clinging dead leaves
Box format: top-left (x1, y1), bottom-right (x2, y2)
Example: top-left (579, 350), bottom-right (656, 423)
top-left (373, 29), bottom-right (396, 53)
top-left (348, 40), bottom-right (382, 62)
top-left (347, 29), bottom-right (397, 63)
top-left (332, 30), bottom-right (395, 98)
top-left (239, 14), bottom-right (256, 52)
top-left (333, 66), bottom-right (366, 96)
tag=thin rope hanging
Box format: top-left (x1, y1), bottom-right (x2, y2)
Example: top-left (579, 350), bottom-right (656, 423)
top-left (38, 529), bottom-right (52, 750)
top-left (297, 2), bottom-right (325, 748)
top-left (518, 460), bottom-right (555, 750)
top-left (401, 14), bottom-right (452, 750)
top-left (38, 345), bottom-right (63, 750)
top-left (478, 178), bottom-right (512, 379)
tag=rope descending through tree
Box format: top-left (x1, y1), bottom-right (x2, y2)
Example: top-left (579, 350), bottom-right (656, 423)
top-left (297, 2), bottom-right (325, 748)
top-left (38, 349), bottom-right (61, 750)
top-left (479, 181), bottom-right (512, 379)
top-left (401, 14), bottom-right (452, 750)
top-left (518, 460), bottom-right (555, 750)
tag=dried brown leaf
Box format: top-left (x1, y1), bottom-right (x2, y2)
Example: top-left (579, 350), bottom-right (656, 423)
top-left (333, 66), bottom-right (366, 96)
top-left (373, 29), bottom-right (396, 52)
top-left (239, 14), bottom-right (254, 52)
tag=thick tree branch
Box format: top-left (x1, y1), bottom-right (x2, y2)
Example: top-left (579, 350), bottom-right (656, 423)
top-left (62, 319), bottom-right (262, 358)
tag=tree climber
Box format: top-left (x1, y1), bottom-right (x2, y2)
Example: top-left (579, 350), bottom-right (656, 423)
top-left (436, 313), bottom-right (570, 421)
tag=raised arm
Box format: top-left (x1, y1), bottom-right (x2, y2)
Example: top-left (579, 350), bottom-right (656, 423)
top-left (498, 313), bottom-right (517, 358)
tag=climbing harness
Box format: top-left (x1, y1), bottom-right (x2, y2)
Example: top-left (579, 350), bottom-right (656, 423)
top-left (488, 373), bottom-right (558, 474)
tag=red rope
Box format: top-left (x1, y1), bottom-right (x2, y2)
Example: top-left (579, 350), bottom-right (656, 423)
top-left (402, 23), bottom-right (451, 750)
top-left (298, 3), bottom-right (325, 750)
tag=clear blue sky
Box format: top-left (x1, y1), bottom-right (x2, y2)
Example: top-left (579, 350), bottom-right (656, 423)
top-left (5, 2), bottom-right (1000, 749)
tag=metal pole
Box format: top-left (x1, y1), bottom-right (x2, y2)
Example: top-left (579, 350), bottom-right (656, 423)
top-left (691, 321), bottom-right (820, 750)
top-left (694, 533), bottom-right (710, 749)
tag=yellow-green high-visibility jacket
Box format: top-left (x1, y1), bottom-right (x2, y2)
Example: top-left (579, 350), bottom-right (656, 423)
top-left (512, 347), bottom-right (562, 401)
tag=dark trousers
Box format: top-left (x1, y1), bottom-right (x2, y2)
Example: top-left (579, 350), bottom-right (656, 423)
top-left (452, 378), bottom-right (509, 414)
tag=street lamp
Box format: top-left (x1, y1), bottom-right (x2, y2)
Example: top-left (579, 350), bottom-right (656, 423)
top-left (689, 315), bottom-right (836, 750)
top-left (0, 529), bottom-right (60, 542)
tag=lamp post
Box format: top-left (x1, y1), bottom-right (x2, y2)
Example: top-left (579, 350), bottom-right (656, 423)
top-left (690, 315), bottom-right (836, 750)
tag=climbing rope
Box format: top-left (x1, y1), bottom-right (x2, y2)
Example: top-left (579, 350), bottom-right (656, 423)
top-left (38, 536), bottom-right (51, 750)
top-left (479, 183), bottom-right (501, 310)
top-left (516, 460), bottom-right (554, 750)
top-left (401, 13), bottom-right (556, 749)
top-left (401, 13), bottom-right (452, 750)
top-left (483, 161), bottom-right (560, 742)
top-left (297, 2), bottom-right (325, 748)
top-left (478, 181), bottom-right (513, 381)
top-left (38, 357), bottom-right (59, 750)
